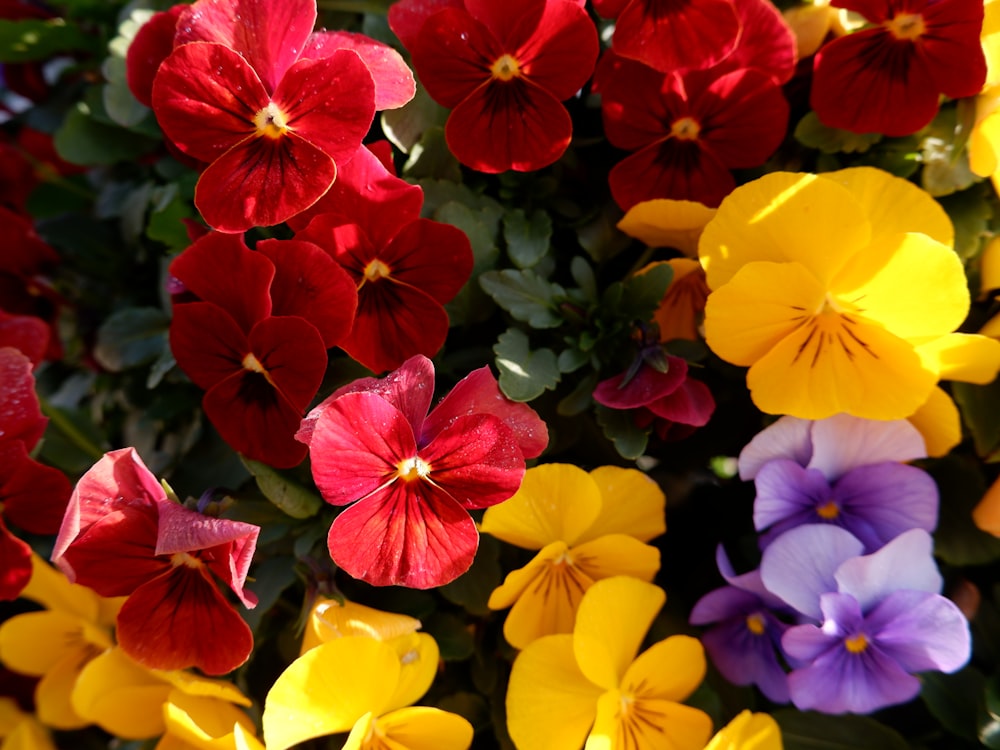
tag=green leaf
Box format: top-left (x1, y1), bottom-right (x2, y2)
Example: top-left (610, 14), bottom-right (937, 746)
top-left (381, 82), bottom-right (449, 154)
top-left (617, 263), bottom-right (673, 322)
top-left (240, 457), bottom-right (323, 520)
top-left (436, 692), bottom-right (490, 730)
top-left (401, 126), bottom-right (462, 182)
top-left (982, 673), bottom-right (1000, 748)
top-left (775, 710), bottom-right (909, 750)
top-left (0, 18), bottom-right (98, 62)
top-left (576, 202), bottom-right (632, 263)
top-left (557, 371), bottom-right (598, 416)
top-left (595, 404), bottom-right (649, 460)
top-left (557, 347), bottom-right (590, 374)
top-left (242, 556), bottom-right (299, 633)
top-left (937, 185), bottom-right (994, 261)
top-left (94, 307), bottom-right (169, 372)
top-left (920, 106), bottom-right (980, 197)
top-left (425, 612), bottom-right (475, 661)
top-left (794, 111), bottom-right (882, 154)
top-left (435, 200), bottom-right (501, 325)
top-left (929, 455), bottom-right (1000, 566)
top-left (439, 534), bottom-right (502, 616)
top-left (922, 667), bottom-right (986, 742)
top-left (479, 269), bottom-right (565, 328)
top-left (494, 329), bottom-right (560, 402)
top-left (570, 255), bottom-right (598, 302)
top-left (54, 101), bottom-right (161, 166)
top-left (146, 183), bottom-right (197, 252)
top-left (954, 380), bottom-right (1000, 460)
top-left (503, 208), bottom-right (552, 269)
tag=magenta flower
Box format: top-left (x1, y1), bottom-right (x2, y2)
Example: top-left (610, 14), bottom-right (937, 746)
top-left (298, 355), bottom-right (548, 589)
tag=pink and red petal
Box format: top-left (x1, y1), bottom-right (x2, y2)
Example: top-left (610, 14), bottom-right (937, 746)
top-left (326, 480), bottom-right (480, 588)
top-left (302, 30), bottom-right (415, 110)
top-left (116, 566), bottom-right (254, 675)
top-left (248, 316), bottom-right (327, 412)
top-left (0, 441), bottom-right (71, 535)
top-left (256, 238), bottom-right (358, 347)
top-left (151, 42), bottom-right (268, 163)
top-left (125, 5), bottom-right (184, 107)
top-left (168, 232), bottom-right (274, 332)
top-left (0, 516), bottom-right (31, 600)
top-left (446, 79), bottom-right (573, 172)
top-left (174, 0), bottom-right (316, 94)
top-left (0, 346), bottom-right (45, 450)
top-left (593, 358), bottom-right (690, 409)
top-left (424, 366), bottom-right (549, 458)
top-left (308, 391), bottom-right (417, 506)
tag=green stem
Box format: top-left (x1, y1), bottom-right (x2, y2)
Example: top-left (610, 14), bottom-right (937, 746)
top-left (38, 397), bottom-right (105, 461)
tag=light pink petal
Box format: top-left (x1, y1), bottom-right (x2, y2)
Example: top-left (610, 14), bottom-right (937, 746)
top-left (807, 415), bottom-right (927, 480)
top-left (738, 417), bottom-right (813, 480)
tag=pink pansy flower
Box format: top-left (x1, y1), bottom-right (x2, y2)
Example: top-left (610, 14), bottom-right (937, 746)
top-left (51, 448), bottom-right (259, 675)
top-left (297, 355), bottom-right (548, 589)
top-left (151, 0), bottom-right (412, 232)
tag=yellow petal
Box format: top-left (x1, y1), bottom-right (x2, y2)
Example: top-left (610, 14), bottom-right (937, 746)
top-left (0, 715), bottom-right (57, 750)
top-left (481, 464), bottom-right (602, 549)
top-left (704, 710), bottom-right (782, 750)
top-left (0, 698), bottom-right (23, 736)
top-left (971, 103), bottom-right (1000, 178)
top-left (832, 233), bottom-right (968, 341)
top-left (984, 0), bottom-right (1000, 88)
top-left (489, 542), bottom-right (571, 611)
top-left (20, 555), bottom-right (100, 623)
top-left (160, 671), bottom-right (251, 707)
top-left (585, 691), bottom-right (713, 750)
top-left (571, 536), bottom-right (660, 584)
top-left (703, 261), bottom-right (826, 367)
top-left (783, 4), bottom-right (834, 58)
top-left (507, 635), bottom-right (602, 750)
top-left (342, 712), bottom-right (376, 750)
top-left (494, 542), bottom-right (595, 650)
top-left (263, 637), bottom-right (400, 750)
top-left (699, 172), bottom-right (870, 289)
top-left (617, 199), bottom-right (716, 256)
top-left (34, 652), bottom-right (91, 729)
top-left (981, 236), bottom-right (1000, 295)
top-left (580, 466), bottom-right (666, 544)
top-left (975, 473), bottom-right (1000, 537)
top-left (573, 577), bottom-right (665, 691)
top-left (384, 632), bottom-right (439, 713)
top-left (745, 311), bottom-right (937, 420)
top-left (162, 690), bottom-right (263, 750)
top-left (301, 596), bottom-right (422, 654)
top-left (907, 387), bottom-right (962, 458)
top-left (914, 333), bottom-right (1000, 383)
top-left (820, 167), bottom-right (953, 247)
top-left (0, 612), bottom-right (88, 676)
top-left (622, 636), bottom-right (706, 703)
top-left (376, 707), bottom-right (474, 750)
top-left (72, 648), bottom-right (171, 739)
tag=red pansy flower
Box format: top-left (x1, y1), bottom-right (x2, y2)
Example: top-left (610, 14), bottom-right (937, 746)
top-left (594, 352), bottom-right (715, 441)
top-left (169, 232), bottom-right (352, 467)
top-left (0, 140), bottom-right (38, 213)
top-left (601, 54), bottom-right (789, 210)
top-left (0, 309), bottom-right (49, 366)
top-left (293, 145), bottom-right (473, 373)
top-left (298, 355), bottom-right (548, 589)
top-left (125, 3), bottom-right (187, 107)
top-left (150, 0), bottom-right (381, 232)
top-left (592, 0), bottom-right (742, 74)
top-left (389, 0), bottom-right (599, 172)
top-left (51, 448), bottom-right (259, 675)
top-left (811, 0), bottom-right (985, 136)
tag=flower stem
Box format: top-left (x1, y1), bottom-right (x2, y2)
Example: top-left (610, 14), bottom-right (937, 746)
top-left (39, 397), bottom-right (105, 461)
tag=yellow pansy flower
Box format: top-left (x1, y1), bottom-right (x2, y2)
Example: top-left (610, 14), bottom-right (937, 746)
top-left (704, 710), bottom-right (782, 750)
top-left (0, 697), bottom-right (56, 750)
top-left (700, 167), bottom-right (1000, 421)
top-left (506, 576), bottom-right (712, 750)
top-left (481, 464), bottom-right (665, 649)
top-left (263, 635), bottom-right (472, 750)
top-left (617, 199), bottom-right (717, 257)
top-left (300, 596), bottom-right (423, 654)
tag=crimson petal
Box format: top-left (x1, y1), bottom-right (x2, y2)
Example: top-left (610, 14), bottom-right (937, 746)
top-left (387, 0), bottom-right (464, 50)
top-left (0, 516), bottom-right (31, 601)
top-left (609, 139), bottom-right (736, 210)
top-left (378, 219), bottom-right (473, 303)
top-left (411, 9), bottom-right (500, 108)
top-left (508, 0), bottom-right (598, 100)
top-left (0, 441), bottom-right (70, 534)
top-left (647, 377), bottom-right (716, 427)
top-left (303, 30), bottom-right (415, 110)
top-left (0, 346), bottom-right (46, 450)
top-left (0, 309), bottom-right (49, 366)
top-left (125, 6), bottom-right (184, 107)
top-left (170, 302), bottom-right (247, 391)
top-left (593, 358), bottom-right (689, 409)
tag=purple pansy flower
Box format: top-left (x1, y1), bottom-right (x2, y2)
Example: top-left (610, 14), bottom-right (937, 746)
top-left (689, 546), bottom-right (797, 703)
top-left (759, 525), bottom-right (970, 714)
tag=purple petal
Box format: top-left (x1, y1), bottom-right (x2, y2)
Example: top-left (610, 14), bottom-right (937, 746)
top-left (787, 642), bottom-right (922, 714)
top-left (782, 622), bottom-right (840, 664)
top-left (690, 585), bottom-right (762, 625)
top-left (807, 415), bottom-right (927, 480)
top-left (754, 461), bottom-right (833, 532)
top-left (760, 525), bottom-right (865, 621)
top-left (867, 590), bottom-right (971, 674)
top-left (715, 546), bottom-right (789, 609)
top-left (701, 615), bottom-right (791, 703)
top-left (832, 463), bottom-right (939, 551)
top-left (738, 416), bottom-right (813, 480)
top-left (818, 591), bottom-right (865, 636)
top-left (834, 529), bottom-right (942, 612)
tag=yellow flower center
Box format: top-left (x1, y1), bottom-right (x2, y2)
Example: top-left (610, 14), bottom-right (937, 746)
top-left (671, 116), bottom-right (701, 141)
top-left (816, 499), bottom-right (840, 519)
top-left (845, 633), bottom-right (869, 653)
top-left (396, 456), bottom-right (431, 482)
top-left (254, 102), bottom-right (290, 139)
top-left (242, 352), bottom-right (277, 386)
top-left (886, 12), bottom-right (925, 40)
top-left (363, 258), bottom-right (392, 283)
top-left (612, 690), bottom-right (671, 748)
top-left (491, 54), bottom-right (522, 82)
top-left (746, 612), bottom-right (767, 635)
top-left (171, 551), bottom-right (204, 569)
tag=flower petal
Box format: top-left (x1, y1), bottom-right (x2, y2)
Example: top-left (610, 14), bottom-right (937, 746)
top-left (613, 0), bottom-right (739, 72)
top-left (833, 528), bottom-right (942, 611)
top-left (374, 706), bottom-right (474, 750)
top-left (807, 414), bottom-right (927, 478)
top-left (623, 634), bottom-right (707, 702)
top-left (72, 647), bottom-right (171, 739)
top-left (582, 466), bottom-right (666, 544)
top-left (0, 346), bottom-right (46, 451)
top-left (866, 590), bottom-right (971, 674)
top-left (303, 30), bottom-right (415, 110)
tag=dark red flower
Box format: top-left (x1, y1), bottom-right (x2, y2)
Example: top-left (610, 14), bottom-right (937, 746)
top-left (293, 145), bottom-right (473, 373)
top-left (390, 0), bottom-right (599, 172)
top-left (601, 54), bottom-right (789, 210)
top-left (125, 4), bottom-right (187, 107)
top-left (811, 0), bottom-right (986, 136)
top-left (298, 355), bottom-right (548, 588)
top-left (51, 448), bottom-right (259, 674)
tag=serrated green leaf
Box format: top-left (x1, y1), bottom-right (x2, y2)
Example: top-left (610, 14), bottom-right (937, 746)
top-left (595, 404), bottom-right (648, 460)
top-left (557, 347), bottom-right (590, 374)
top-left (480, 269), bottom-right (565, 328)
top-left (577, 202), bottom-right (632, 262)
top-left (240, 456), bottom-right (322, 520)
top-left (494, 329), bottom-right (560, 402)
top-left (794, 111), bottom-right (882, 154)
top-left (94, 307), bottom-right (168, 372)
top-left (775, 710), bottom-right (909, 750)
top-left (436, 200), bottom-right (501, 325)
top-left (503, 208), bottom-right (552, 269)
top-left (0, 18), bottom-right (98, 62)
top-left (929, 455), bottom-right (1000, 566)
top-left (920, 106), bottom-right (980, 197)
top-left (570, 255), bottom-right (598, 302)
top-left (439, 535), bottom-right (502, 616)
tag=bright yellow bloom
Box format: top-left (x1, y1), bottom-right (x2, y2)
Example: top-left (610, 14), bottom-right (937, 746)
top-left (0, 698), bottom-right (56, 750)
top-left (617, 199), bottom-right (716, 257)
top-left (301, 596), bottom-right (423, 654)
top-left (263, 636), bottom-right (472, 750)
top-left (481, 464), bottom-right (664, 649)
top-left (0, 556), bottom-right (121, 729)
top-left (703, 711), bottom-right (782, 750)
top-left (970, 0), bottom-right (1000, 190)
top-left (700, 167), bottom-right (1000, 421)
top-left (506, 577), bottom-right (712, 750)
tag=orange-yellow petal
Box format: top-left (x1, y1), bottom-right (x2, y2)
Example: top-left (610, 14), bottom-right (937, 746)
top-left (372, 707), bottom-right (474, 750)
top-left (914, 333), bottom-right (1000, 384)
top-left (300, 596), bottom-right (422, 654)
top-left (384, 632), bottom-right (439, 713)
top-left (162, 690), bottom-right (264, 750)
top-left (571, 535), bottom-right (660, 584)
top-left (980, 235), bottom-right (1000, 295)
top-left (648, 259), bottom-right (710, 343)
top-left (72, 647), bottom-right (172, 739)
top-left (621, 636), bottom-right (706, 703)
top-left (907, 386), bottom-right (962, 458)
top-left (585, 690), bottom-right (713, 750)
top-left (34, 652), bottom-right (92, 729)
top-left (704, 710), bottom-right (782, 750)
top-left (581, 466), bottom-right (667, 544)
top-left (618, 200), bottom-right (716, 256)
top-left (976, 473), bottom-right (1000, 537)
